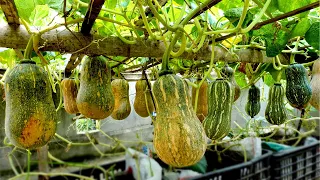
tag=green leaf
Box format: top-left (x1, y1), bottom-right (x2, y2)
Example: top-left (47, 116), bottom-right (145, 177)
top-left (15, 0), bottom-right (36, 22)
top-left (216, 0), bottom-right (243, 12)
top-left (224, 7), bottom-right (253, 28)
top-left (305, 22), bottom-right (320, 50)
top-left (106, 0), bottom-right (117, 9)
top-left (289, 18), bottom-right (312, 38)
top-left (263, 73), bottom-right (275, 86)
top-left (234, 71), bottom-right (248, 88)
top-left (29, 5), bottom-right (50, 26)
top-left (174, 0), bottom-right (184, 5)
top-left (265, 65), bottom-right (286, 82)
top-left (276, 0), bottom-right (318, 18)
top-left (253, 21), bottom-right (295, 57)
top-left (0, 49), bottom-right (18, 68)
top-left (265, 30), bottom-right (291, 57)
top-left (185, 156), bottom-right (207, 173)
top-left (35, 0), bottom-right (63, 11)
top-left (120, 0), bottom-right (130, 8)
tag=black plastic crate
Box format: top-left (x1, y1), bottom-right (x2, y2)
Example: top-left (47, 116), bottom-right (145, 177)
top-left (49, 159), bottom-right (134, 180)
top-left (188, 149), bottom-right (272, 180)
top-left (270, 141), bottom-right (320, 180)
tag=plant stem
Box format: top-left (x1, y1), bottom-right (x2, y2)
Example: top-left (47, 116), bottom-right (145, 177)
top-left (236, 0), bottom-right (250, 29)
top-left (241, 0), bottom-right (271, 33)
top-left (295, 108), bottom-right (305, 137)
top-left (24, 35), bottom-right (34, 59)
top-left (160, 32), bottom-right (181, 73)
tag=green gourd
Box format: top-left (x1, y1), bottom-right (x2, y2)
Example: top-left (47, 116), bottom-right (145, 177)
top-left (245, 84), bottom-right (261, 118)
top-left (285, 63), bottom-right (312, 109)
top-left (265, 83), bottom-right (287, 125)
top-left (76, 56), bottom-right (115, 119)
top-left (203, 78), bottom-right (233, 140)
top-left (5, 60), bottom-right (57, 149)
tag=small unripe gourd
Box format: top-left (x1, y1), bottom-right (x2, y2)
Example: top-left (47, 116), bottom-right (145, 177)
top-left (111, 79), bottom-right (131, 120)
top-left (221, 65), bottom-right (241, 102)
top-left (203, 78), bottom-right (233, 140)
top-left (285, 63), bottom-right (312, 109)
top-left (134, 77), bottom-right (154, 117)
top-left (310, 59), bottom-right (320, 110)
top-left (77, 56), bottom-right (115, 119)
top-left (191, 79), bottom-right (208, 122)
top-left (245, 84), bottom-right (261, 118)
top-left (61, 78), bottom-right (79, 114)
top-left (5, 60), bottom-right (57, 149)
top-left (153, 74), bottom-right (207, 167)
top-left (265, 83), bottom-right (287, 125)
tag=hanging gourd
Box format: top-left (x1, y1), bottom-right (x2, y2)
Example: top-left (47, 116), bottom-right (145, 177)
top-left (203, 78), bottom-right (233, 140)
top-left (245, 84), bottom-right (261, 118)
top-left (61, 78), bottom-right (79, 114)
top-left (265, 83), bottom-right (287, 125)
top-left (285, 63), bottom-right (312, 109)
top-left (310, 59), bottom-right (320, 110)
top-left (134, 72), bottom-right (154, 117)
top-left (152, 32), bottom-right (207, 167)
top-left (111, 78), bottom-right (131, 120)
top-left (76, 56), bottom-right (115, 120)
top-left (191, 78), bottom-right (208, 122)
top-left (5, 60), bottom-right (58, 149)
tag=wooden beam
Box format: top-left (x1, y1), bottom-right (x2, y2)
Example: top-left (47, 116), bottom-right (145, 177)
top-left (0, 0), bottom-right (20, 26)
top-left (0, 25), bottom-right (288, 64)
top-left (81, 0), bottom-right (105, 35)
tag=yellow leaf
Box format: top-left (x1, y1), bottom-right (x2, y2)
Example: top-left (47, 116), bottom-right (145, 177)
top-left (221, 35), bottom-right (242, 48)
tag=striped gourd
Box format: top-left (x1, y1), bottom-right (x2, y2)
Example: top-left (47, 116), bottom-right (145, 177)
top-left (265, 83), bottom-right (287, 125)
top-left (203, 78), bottom-right (233, 140)
top-left (152, 74), bottom-right (207, 167)
top-left (245, 84), bottom-right (261, 118)
top-left (285, 63), bottom-right (312, 109)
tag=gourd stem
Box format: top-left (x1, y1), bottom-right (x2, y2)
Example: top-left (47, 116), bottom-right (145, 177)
top-left (272, 57), bottom-right (282, 70)
top-left (24, 35), bottom-right (34, 59)
top-left (214, 66), bottom-right (222, 78)
top-left (170, 33), bottom-right (186, 57)
top-left (276, 70), bottom-right (283, 83)
top-left (295, 108), bottom-right (305, 138)
top-left (160, 32), bottom-right (181, 73)
top-left (289, 53), bottom-right (295, 64)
